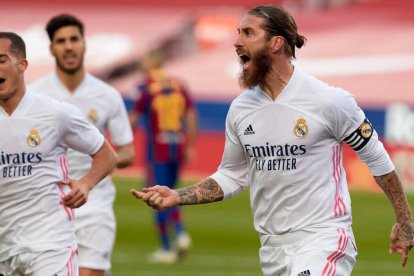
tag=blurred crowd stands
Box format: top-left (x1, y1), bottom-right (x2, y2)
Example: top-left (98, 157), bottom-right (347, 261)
top-left (2, 0), bottom-right (414, 190)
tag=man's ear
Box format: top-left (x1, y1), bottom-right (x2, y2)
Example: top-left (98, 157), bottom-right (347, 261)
top-left (271, 36), bottom-right (284, 53)
top-left (49, 44), bottom-right (56, 57)
top-left (18, 58), bottom-right (28, 71)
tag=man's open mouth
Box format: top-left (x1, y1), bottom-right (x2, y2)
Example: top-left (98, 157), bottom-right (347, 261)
top-left (238, 53), bottom-right (251, 66)
top-left (237, 52), bottom-right (252, 70)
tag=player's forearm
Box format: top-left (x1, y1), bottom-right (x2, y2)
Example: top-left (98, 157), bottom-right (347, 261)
top-left (81, 140), bottom-right (117, 189)
top-left (177, 177), bottom-right (224, 205)
top-left (115, 143), bottom-right (135, 169)
top-left (374, 170), bottom-right (413, 224)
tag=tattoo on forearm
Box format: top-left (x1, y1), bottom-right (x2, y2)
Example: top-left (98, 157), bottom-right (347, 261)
top-left (177, 177), bottom-right (224, 205)
top-left (399, 221), bottom-right (414, 243)
top-left (375, 171), bottom-right (412, 223)
top-left (177, 186), bottom-right (198, 205)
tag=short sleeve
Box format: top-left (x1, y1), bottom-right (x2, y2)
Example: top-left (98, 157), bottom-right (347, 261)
top-left (326, 88), bottom-right (366, 142)
top-left (210, 105), bottom-right (249, 199)
top-left (324, 88), bottom-right (395, 176)
top-left (107, 90), bottom-right (134, 146)
top-left (58, 102), bottom-right (104, 155)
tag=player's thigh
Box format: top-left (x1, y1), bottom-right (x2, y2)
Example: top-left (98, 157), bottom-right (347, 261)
top-left (76, 224), bottom-right (114, 271)
top-left (27, 247), bottom-right (78, 276)
top-left (288, 229), bottom-right (357, 276)
top-left (145, 162), bottom-right (157, 187)
top-left (259, 241), bottom-right (301, 276)
top-left (153, 162), bottom-right (180, 188)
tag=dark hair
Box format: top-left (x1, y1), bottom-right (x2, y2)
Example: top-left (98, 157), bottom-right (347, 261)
top-left (0, 32), bottom-right (26, 59)
top-left (46, 14), bottom-right (84, 41)
top-left (249, 5), bottom-right (306, 59)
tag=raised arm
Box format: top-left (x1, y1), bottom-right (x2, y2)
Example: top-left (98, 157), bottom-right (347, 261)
top-left (130, 177), bottom-right (224, 210)
top-left (374, 170), bottom-right (414, 267)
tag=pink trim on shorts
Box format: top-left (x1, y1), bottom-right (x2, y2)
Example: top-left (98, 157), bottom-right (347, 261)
top-left (66, 245), bottom-right (78, 276)
top-left (322, 228), bottom-right (349, 276)
top-left (332, 146), bottom-right (346, 217)
top-left (59, 155), bottom-right (74, 220)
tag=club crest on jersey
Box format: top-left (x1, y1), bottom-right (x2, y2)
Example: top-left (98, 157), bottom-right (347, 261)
top-left (27, 128), bottom-right (41, 147)
top-left (88, 108), bottom-right (98, 124)
top-left (294, 118), bottom-right (308, 138)
top-left (360, 121), bottom-right (373, 138)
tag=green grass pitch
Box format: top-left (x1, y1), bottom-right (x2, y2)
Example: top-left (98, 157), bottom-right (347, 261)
top-left (111, 176), bottom-right (414, 275)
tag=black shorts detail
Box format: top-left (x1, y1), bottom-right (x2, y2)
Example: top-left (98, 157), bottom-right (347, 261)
top-left (343, 118), bottom-right (373, 151)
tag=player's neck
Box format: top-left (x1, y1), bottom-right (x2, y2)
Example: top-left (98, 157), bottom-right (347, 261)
top-left (56, 67), bottom-right (86, 93)
top-left (0, 84), bottom-right (25, 115)
top-left (261, 61), bottom-right (294, 101)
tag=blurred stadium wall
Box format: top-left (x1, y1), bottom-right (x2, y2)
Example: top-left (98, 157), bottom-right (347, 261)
top-left (2, 0), bottom-right (414, 191)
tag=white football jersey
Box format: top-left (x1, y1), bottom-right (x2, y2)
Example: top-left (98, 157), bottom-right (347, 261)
top-left (0, 90), bottom-right (104, 261)
top-left (211, 68), bottom-right (394, 236)
top-left (30, 72), bottom-right (133, 229)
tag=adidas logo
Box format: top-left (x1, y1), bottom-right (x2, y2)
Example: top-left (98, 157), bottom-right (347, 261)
top-left (298, 270), bottom-right (311, 276)
top-left (244, 124), bottom-right (255, 135)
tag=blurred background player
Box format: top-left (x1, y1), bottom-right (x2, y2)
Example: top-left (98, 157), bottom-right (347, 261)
top-left (0, 32), bottom-right (116, 275)
top-left (129, 49), bottom-right (198, 264)
top-left (30, 14), bottom-right (135, 276)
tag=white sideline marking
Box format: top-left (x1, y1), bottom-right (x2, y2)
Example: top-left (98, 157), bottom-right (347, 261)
top-left (229, 53), bottom-right (414, 79)
top-left (294, 54), bottom-right (414, 77)
top-left (113, 251), bottom-right (257, 265)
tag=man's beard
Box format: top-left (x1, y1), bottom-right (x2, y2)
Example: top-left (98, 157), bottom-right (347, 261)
top-left (56, 56), bottom-right (83, 75)
top-left (238, 48), bottom-right (272, 89)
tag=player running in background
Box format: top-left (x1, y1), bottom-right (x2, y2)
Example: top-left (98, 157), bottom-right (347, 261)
top-left (129, 50), bottom-right (198, 264)
top-left (0, 32), bottom-right (116, 276)
top-left (30, 14), bottom-right (135, 276)
top-left (131, 5), bottom-right (414, 275)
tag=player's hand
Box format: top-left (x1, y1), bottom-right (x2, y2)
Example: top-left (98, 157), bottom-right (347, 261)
top-left (131, 185), bottom-right (180, 210)
top-left (59, 179), bottom-right (92, 209)
top-left (389, 221), bottom-right (414, 267)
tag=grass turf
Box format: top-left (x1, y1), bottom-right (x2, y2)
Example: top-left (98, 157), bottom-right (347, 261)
top-left (112, 176), bottom-right (414, 275)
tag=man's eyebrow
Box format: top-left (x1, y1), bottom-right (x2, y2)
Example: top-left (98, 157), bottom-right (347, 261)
top-left (240, 26), bottom-right (253, 33)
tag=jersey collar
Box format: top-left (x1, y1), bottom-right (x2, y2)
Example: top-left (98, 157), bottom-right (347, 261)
top-left (0, 87), bottom-right (34, 118)
top-left (255, 66), bottom-right (305, 103)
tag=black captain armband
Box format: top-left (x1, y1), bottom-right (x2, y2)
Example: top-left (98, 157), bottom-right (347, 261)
top-left (343, 118), bottom-right (373, 151)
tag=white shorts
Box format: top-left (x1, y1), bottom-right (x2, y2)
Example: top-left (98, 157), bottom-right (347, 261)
top-left (0, 246), bottom-right (78, 276)
top-left (76, 224), bottom-right (115, 271)
top-left (259, 228), bottom-right (358, 276)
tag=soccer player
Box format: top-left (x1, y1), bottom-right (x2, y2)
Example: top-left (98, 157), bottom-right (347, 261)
top-left (30, 14), bottom-right (135, 276)
top-left (129, 50), bottom-right (197, 264)
top-left (0, 32), bottom-right (116, 275)
top-left (131, 4), bottom-right (414, 275)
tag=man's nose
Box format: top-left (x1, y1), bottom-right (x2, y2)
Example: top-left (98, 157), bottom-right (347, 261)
top-left (234, 37), bottom-right (242, 49)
